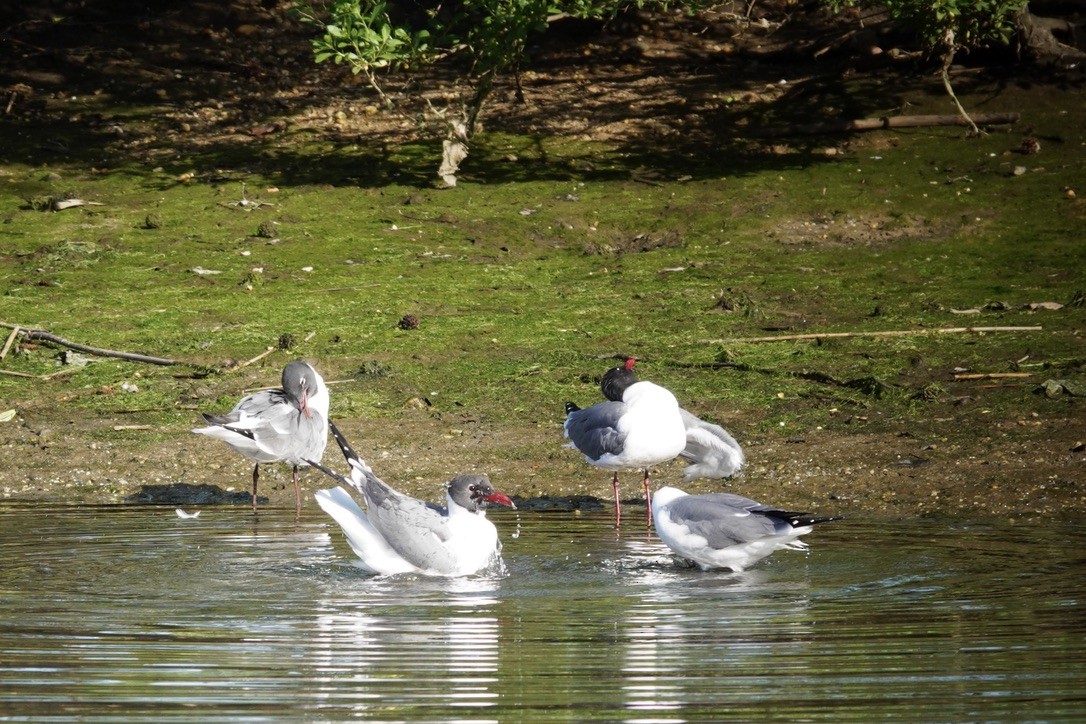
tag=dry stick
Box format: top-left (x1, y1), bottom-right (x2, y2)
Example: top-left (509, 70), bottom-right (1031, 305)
top-left (706, 326), bottom-right (1043, 345)
top-left (0, 323), bottom-right (179, 366)
top-left (40, 367), bottom-right (81, 381)
top-left (953, 372), bottom-right (1033, 380)
top-left (0, 369), bottom-right (37, 379)
top-left (762, 112), bottom-right (1019, 136)
top-left (0, 326), bottom-right (19, 360)
top-left (230, 346), bottom-right (276, 373)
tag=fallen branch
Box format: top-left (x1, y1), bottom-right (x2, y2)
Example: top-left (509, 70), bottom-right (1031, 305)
top-left (0, 326), bottom-right (19, 360)
top-left (762, 112), bottom-right (1019, 136)
top-left (229, 346), bottom-right (276, 373)
top-left (953, 372), bottom-right (1032, 380)
top-left (0, 322), bottom-right (180, 366)
top-left (0, 369), bottom-right (38, 378)
top-left (706, 326), bottom-right (1043, 344)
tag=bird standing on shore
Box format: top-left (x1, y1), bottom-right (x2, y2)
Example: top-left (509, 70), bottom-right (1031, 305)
top-left (597, 358), bottom-right (745, 483)
top-left (193, 360), bottom-right (329, 516)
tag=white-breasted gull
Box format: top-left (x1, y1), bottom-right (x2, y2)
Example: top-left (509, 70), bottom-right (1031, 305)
top-left (564, 358), bottom-right (687, 527)
top-left (193, 360), bottom-right (329, 515)
top-left (651, 485), bottom-right (839, 571)
top-left (600, 358), bottom-right (745, 482)
top-left (308, 421), bottom-right (516, 577)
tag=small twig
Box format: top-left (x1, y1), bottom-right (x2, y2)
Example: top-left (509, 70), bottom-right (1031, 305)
top-left (0, 326), bottom-right (19, 360)
top-left (0, 369), bottom-right (37, 379)
top-left (953, 372), bottom-right (1033, 380)
top-left (758, 112), bottom-right (1018, 136)
top-left (0, 322), bottom-right (180, 365)
top-left (1, 366), bottom-right (79, 381)
top-left (312, 284), bottom-right (384, 292)
top-left (230, 346), bottom-right (276, 373)
top-left (113, 425), bottom-right (154, 431)
top-left (706, 326), bottom-right (1043, 344)
top-left (39, 367), bottom-right (81, 381)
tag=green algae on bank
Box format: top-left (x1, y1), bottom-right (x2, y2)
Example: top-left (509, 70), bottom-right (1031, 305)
top-left (0, 28), bottom-right (1083, 515)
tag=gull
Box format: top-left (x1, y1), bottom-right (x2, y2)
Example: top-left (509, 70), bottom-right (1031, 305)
top-left (308, 422), bottom-right (515, 577)
top-left (564, 358), bottom-right (687, 527)
top-left (193, 360), bottom-right (328, 516)
top-left (651, 485), bottom-right (839, 571)
top-left (599, 358), bottom-right (745, 482)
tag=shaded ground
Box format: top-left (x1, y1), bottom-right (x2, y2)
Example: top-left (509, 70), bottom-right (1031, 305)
top-left (0, 1), bottom-right (1083, 515)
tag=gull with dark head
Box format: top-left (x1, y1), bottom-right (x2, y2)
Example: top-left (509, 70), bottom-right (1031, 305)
top-left (599, 358), bottom-right (745, 483)
top-left (308, 422), bottom-right (515, 577)
top-left (193, 360), bottom-right (328, 515)
top-left (564, 358), bottom-right (687, 527)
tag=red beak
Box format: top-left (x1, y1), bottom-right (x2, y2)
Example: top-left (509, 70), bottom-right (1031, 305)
top-left (483, 491), bottom-right (516, 509)
top-left (300, 388), bottom-right (312, 419)
top-left (624, 357), bottom-right (637, 371)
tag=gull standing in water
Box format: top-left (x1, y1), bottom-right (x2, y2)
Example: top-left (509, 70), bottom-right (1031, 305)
top-left (309, 422), bottom-right (516, 577)
top-left (651, 485), bottom-right (839, 571)
top-left (193, 360), bottom-right (328, 516)
top-left (598, 358), bottom-right (746, 482)
top-left (564, 358), bottom-right (687, 527)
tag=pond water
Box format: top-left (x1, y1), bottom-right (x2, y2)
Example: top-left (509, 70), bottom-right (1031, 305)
top-left (1, 501), bottom-right (1084, 721)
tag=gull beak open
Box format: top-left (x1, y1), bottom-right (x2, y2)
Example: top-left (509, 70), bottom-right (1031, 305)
top-left (483, 491), bottom-right (516, 509)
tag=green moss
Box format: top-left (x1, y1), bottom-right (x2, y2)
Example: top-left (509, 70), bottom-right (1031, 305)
top-left (1, 79), bottom-right (1083, 467)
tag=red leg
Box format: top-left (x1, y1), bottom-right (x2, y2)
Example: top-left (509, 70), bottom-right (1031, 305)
top-left (292, 465), bottom-right (302, 520)
top-left (251, 463), bottom-right (260, 515)
top-left (612, 471), bottom-right (621, 528)
top-left (643, 468), bottom-right (653, 529)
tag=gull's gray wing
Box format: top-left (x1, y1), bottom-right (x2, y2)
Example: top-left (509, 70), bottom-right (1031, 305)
top-left (200, 389), bottom-right (285, 428)
top-left (362, 481), bottom-right (462, 573)
top-left (563, 401), bottom-right (628, 461)
top-left (678, 408), bottom-right (745, 481)
top-left (200, 389), bottom-right (326, 464)
top-left (313, 422), bottom-right (460, 573)
top-left (664, 493), bottom-right (787, 548)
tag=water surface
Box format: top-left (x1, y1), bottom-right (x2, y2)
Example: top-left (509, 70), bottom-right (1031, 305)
top-left (1, 502), bottom-right (1084, 721)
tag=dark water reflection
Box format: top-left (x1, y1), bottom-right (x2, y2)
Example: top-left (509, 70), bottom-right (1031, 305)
top-left (1, 502), bottom-right (1084, 721)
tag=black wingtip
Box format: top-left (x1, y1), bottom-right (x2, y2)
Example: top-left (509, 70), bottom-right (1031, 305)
top-left (565, 401), bottom-right (580, 415)
top-left (788, 514), bottom-right (843, 528)
top-left (224, 424), bottom-right (256, 441)
top-left (304, 457), bottom-right (350, 487)
top-left (328, 420), bottom-right (361, 465)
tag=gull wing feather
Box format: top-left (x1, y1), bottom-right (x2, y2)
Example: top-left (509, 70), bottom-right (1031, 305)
top-left (678, 408), bottom-right (745, 481)
top-left (312, 423), bottom-right (462, 573)
top-left (563, 401), bottom-right (628, 461)
top-left (314, 487), bottom-right (416, 575)
top-left (664, 494), bottom-right (787, 549)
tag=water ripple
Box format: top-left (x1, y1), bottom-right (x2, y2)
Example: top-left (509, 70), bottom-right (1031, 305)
top-left (1, 504), bottom-right (1084, 721)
